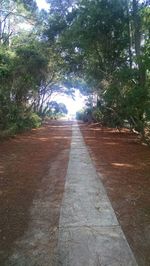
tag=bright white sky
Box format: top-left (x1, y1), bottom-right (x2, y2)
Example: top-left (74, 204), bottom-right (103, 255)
top-left (52, 90), bottom-right (86, 115)
top-left (36, 0), bottom-right (50, 10)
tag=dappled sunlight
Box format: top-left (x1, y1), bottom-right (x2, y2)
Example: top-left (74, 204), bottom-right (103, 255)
top-left (38, 137), bottom-right (49, 142)
top-left (12, 134), bottom-right (71, 144)
top-left (39, 136), bottom-right (70, 141)
top-left (105, 142), bottom-right (118, 146)
top-left (81, 126), bottom-right (139, 145)
top-left (4, 121), bottom-right (72, 145)
top-left (32, 126), bottom-right (46, 131)
top-left (80, 122), bottom-right (150, 265)
top-left (84, 136), bottom-right (119, 142)
top-left (36, 135), bottom-right (71, 141)
top-left (46, 125), bottom-right (71, 128)
top-left (80, 123), bottom-right (150, 175)
top-left (111, 162), bottom-right (134, 168)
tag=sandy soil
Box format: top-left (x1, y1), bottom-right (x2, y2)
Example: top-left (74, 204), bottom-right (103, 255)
top-left (0, 120), bottom-right (72, 265)
top-left (79, 122), bottom-right (150, 266)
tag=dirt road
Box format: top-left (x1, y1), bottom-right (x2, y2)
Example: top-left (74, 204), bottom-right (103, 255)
top-left (80, 122), bottom-right (150, 266)
top-left (0, 121), bottom-right (72, 265)
top-left (0, 120), bottom-right (150, 265)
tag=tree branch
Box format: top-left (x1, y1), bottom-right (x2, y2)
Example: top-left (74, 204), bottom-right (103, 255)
top-left (0, 9), bottom-right (35, 25)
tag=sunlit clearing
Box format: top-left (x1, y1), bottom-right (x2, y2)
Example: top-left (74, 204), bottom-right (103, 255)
top-left (36, 0), bottom-right (50, 10)
top-left (52, 90), bottom-right (86, 118)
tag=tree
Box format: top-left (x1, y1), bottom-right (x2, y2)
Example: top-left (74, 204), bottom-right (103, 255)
top-left (0, 0), bottom-right (75, 134)
top-left (44, 0), bottom-right (150, 141)
top-left (46, 101), bottom-right (68, 118)
top-left (1, 0), bottom-right (150, 140)
top-left (0, 40), bottom-right (48, 131)
top-left (0, 0), bottom-right (38, 45)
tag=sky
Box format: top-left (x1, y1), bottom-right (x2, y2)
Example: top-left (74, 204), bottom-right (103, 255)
top-left (36, 0), bottom-right (50, 10)
top-left (51, 90), bottom-right (86, 115)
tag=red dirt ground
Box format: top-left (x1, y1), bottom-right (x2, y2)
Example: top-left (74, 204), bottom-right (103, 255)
top-left (0, 120), bottom-right (72, 265)
top-left (80, 122), bottom-right (150, 266)
top-left (1, 120), bottom-right (150, 265)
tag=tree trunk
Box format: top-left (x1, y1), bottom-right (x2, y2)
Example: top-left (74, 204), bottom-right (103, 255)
top-left (0, 2), bottom-right (2, 44)
top-left (132, 0), bottom-right (141, 58)
top-left (126, 0), bottom-right (132, 69)
top-left (132, 0), bottom-right (146, 87)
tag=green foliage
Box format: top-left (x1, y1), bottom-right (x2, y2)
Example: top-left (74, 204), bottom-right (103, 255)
top-left (0, 40), bottom-right (48, 134)
top-left (46, 101), bottom-right (68, 119)
top-left (0, 1), bottom-right (73, 137)
top-left (45, 0), bottom-right (150, 142)
top-left (0, 111), bottom-right (41, 139)
top-left (92, 108), bottom-right (103, 123)
top-left (0, 0), bottom-right (150, 142)
top-left (22, 112), bottom-right (42, 129)
top-left (76, 109), bottom-right (85, 121)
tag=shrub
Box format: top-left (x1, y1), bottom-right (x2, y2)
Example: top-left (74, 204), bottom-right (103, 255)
top-left (16, 112), bottom-right (42, 131)
top-left (92, 108), bottom-right (103, 122)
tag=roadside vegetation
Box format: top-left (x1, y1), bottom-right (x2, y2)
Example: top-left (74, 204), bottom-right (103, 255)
top-left (70, 0), bottom-right (150, 143)
top-left (0, 0), bottom-right (150, 143)
top-left (0, 0), bottom-right (71, 137)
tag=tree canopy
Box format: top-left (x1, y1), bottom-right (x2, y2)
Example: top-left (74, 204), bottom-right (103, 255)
top-left (45, 0), bottom-right (150, 140)
top-left (0, 0), bottom-right (150, 141)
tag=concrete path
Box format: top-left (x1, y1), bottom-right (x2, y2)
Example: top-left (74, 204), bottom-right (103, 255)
top-left (57, 123), bottom-right (137, 266)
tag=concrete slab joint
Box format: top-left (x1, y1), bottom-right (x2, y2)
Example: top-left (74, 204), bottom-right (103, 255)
top-left (57, 122), bottom-right (138, 266)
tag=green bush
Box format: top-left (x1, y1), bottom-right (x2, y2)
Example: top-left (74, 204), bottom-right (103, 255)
top-left (28, 113), bottom-right (42, 128)
top-left (92, 108), bottom-right (103, 122)
top-left (16, 112), bottom-right (42, 131)
top-left (0, 112), bottom-right (42, 139)
top-left (76, 109), bottom-right (85, 120)
top-left (0, 124), bottom-right (18, 139)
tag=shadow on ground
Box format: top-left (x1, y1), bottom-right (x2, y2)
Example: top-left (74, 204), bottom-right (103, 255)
top-left (0, 121), bottom-right (72, 264)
